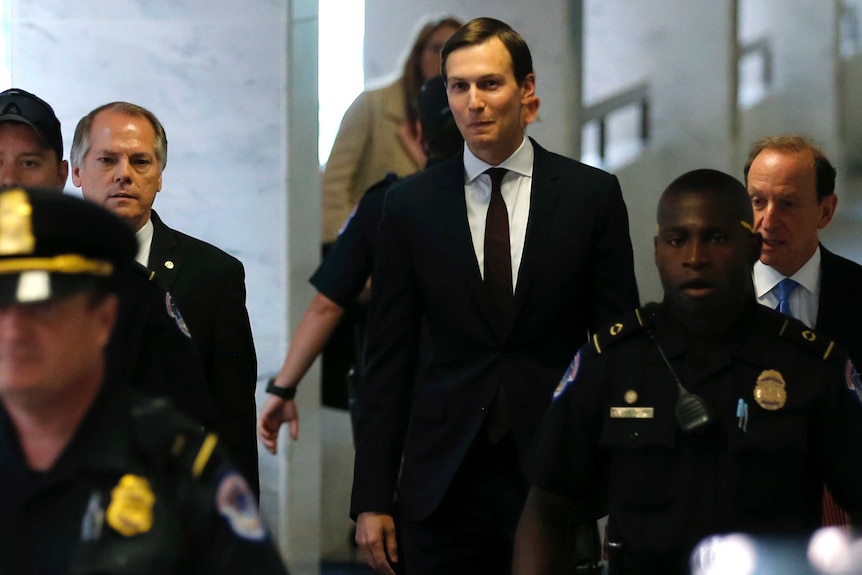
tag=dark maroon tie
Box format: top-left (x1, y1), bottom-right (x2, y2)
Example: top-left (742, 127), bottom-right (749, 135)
top-left (484, 168), bottom-right (513, 326)
top-left (484, 168), bottom-right (512, 442)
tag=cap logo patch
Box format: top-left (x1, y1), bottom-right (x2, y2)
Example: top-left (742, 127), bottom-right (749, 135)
top-left (16, 270), bottom-right (50, 302)
top-left (0, 190), bottom-right (35, 255)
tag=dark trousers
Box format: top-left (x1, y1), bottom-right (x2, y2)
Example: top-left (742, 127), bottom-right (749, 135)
top-left (399, 432), bottom-right (528, 575)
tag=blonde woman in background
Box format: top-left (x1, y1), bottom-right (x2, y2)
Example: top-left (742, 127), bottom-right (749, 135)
top-left (321, 15), bottom-right (462, 244)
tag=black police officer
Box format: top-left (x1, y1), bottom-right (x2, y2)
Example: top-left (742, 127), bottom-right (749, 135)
top-left (0, 88), bottom-right (218, 429)
top-left (514, 169), bottom-right (862, 575)
top-left (0, 188), bottom-right (286, 573)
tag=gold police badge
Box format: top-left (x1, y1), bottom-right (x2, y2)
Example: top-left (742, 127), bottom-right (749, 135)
top-left (753, 369), bottom-right (787, 410)
top-left (106, 474), bottom-right (155, 536)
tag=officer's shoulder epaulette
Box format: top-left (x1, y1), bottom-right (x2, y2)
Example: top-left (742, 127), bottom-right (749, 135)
top-left (590, 304), bottom-right (658, 355)
top-left (766, 311), bottom-right (838, 362)
top-left (362, 172), bottom-right (400, 199)
top-left (130, 396), bottom-right (223, 482)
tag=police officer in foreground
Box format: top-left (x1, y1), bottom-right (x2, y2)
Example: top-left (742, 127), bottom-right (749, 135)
top-left (513, 169), bottom-right (862, 575)
top-left (0, 188), bottom-right (286, 573)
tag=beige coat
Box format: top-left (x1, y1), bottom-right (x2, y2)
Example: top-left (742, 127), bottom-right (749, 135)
top-left (321, 80), bottom-right (423, 243)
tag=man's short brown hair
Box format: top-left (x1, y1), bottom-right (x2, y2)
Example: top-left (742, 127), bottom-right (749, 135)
top-left (441, 17), bottom-right (533, 85)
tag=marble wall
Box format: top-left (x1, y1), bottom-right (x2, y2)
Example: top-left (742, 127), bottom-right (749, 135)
top-left (11, 1), bottom-right (290, 376)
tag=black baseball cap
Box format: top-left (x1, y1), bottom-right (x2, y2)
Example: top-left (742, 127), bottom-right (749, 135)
top-left (0, 89), bottom-right (63, 161)
top-left (0, 187), bottom-right (136, 304)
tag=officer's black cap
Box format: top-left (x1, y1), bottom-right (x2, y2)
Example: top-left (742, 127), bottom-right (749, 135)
top-left (0, 188), bottom-right (136, 304)
top-left (0, 88), bottom-right (64, 161)
top-left (419, 76), bottom-right (453, 137)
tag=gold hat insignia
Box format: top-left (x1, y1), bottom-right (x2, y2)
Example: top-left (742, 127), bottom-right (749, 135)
top-left (0, 190), bottom-right (34, 256)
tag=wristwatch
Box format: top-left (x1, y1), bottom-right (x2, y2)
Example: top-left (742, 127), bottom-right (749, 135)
top-left (266, 378), bottom-right (297, 400)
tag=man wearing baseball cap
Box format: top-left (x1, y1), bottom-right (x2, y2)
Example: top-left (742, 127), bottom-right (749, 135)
top-left (0, 187), bottom-right (287, 573)
top-left (0, 88), bottom-right (218, 429)
top-left (0, 88), bottom-right (66, 189)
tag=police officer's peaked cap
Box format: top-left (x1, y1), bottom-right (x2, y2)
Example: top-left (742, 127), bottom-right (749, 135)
top-left (0, 187), bottom-right (136, 304)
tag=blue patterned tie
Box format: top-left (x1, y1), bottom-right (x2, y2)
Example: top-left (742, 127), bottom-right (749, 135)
top-left (775, 278), bottom-right (799, 316)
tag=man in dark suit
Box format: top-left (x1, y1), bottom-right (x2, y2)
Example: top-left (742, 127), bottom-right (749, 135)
top-left (69, 102), bottom-right (259, 495)
top-left (352, 18), bottom-right (639, 575)
top-left (745, 133), bottom-right (861, 525)
top-left (0, 88), bottom-right (216, 427)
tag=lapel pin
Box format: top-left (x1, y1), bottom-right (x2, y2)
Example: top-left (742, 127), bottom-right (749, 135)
top-left (164, 260), bottom-right (174, 270)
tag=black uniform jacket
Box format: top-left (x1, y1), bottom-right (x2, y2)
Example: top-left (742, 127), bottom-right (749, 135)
top-left (351, 140), bottom-right (639, 522)
top-left (0, 383), bottom-right (287, 574)
top-left (530, 302), bottom-right (862, 574)
top-left (109, 262), bottom-right (217, 428)
top-left (311, 172), bottom-right (398, 307)
top-left (147, 211), bottom-right (259, 494)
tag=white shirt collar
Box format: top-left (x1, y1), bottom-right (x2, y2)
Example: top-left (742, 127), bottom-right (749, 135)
top-left (463, 136), bottom-right (534, 184)
top-left (135, 217), bottom-right (154, 267)
top-left (753, 246), bottom-right (821, 298)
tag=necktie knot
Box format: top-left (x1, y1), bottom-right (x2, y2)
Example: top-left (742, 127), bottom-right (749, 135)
top-left (775, 277), bottom-right (799, 316)
top-left (486, 168), bottom-right (507, 192)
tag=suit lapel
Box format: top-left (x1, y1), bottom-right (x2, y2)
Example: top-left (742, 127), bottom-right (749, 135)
top-left (816, 245), bottom-right (836, 329)
top-left (511, 143), bottom-right (562, 323)
top-left (148, 211), bottom-right (182, 293)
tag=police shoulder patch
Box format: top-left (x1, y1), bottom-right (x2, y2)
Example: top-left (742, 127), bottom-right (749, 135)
top-left (553, 350), bottom-right (582, 401)
top-left (591, 306), bottom-right (656, 355)
top-left (164, 292), bottom-right (192, 339)
top-left (845, 359), bottom-right (862, 405)
top-left (216, 472), bottom-right (266, 541)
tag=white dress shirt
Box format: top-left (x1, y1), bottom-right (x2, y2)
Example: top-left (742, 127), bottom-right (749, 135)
top-left (135, 217), bottom-right (154, 268)
top-left (753, 247), bottom-right (821, 328)
top-left (463, 137), bottom-right (534, 292)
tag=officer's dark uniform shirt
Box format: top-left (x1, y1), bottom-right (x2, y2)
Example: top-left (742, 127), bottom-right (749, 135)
top-left (310, 172), bottom-right (399, 306)
top-left (529, 301), bottom-right (862, 575)
top-left (0, 382), bottom-right (287, 574)
top-left (109, 263), bottom-right (219, 429)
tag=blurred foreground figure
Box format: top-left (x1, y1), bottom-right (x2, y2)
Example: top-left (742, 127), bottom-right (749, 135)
top-left (0, 188), bottom-right (286, 574)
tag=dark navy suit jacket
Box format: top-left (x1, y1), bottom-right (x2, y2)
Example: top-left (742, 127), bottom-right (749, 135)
top-left (817, 246), bottom-right (862, 367)
top-left (148, 210), bottom-right (259, 493)
top-left (350, 140), bottom-right (640, 521)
